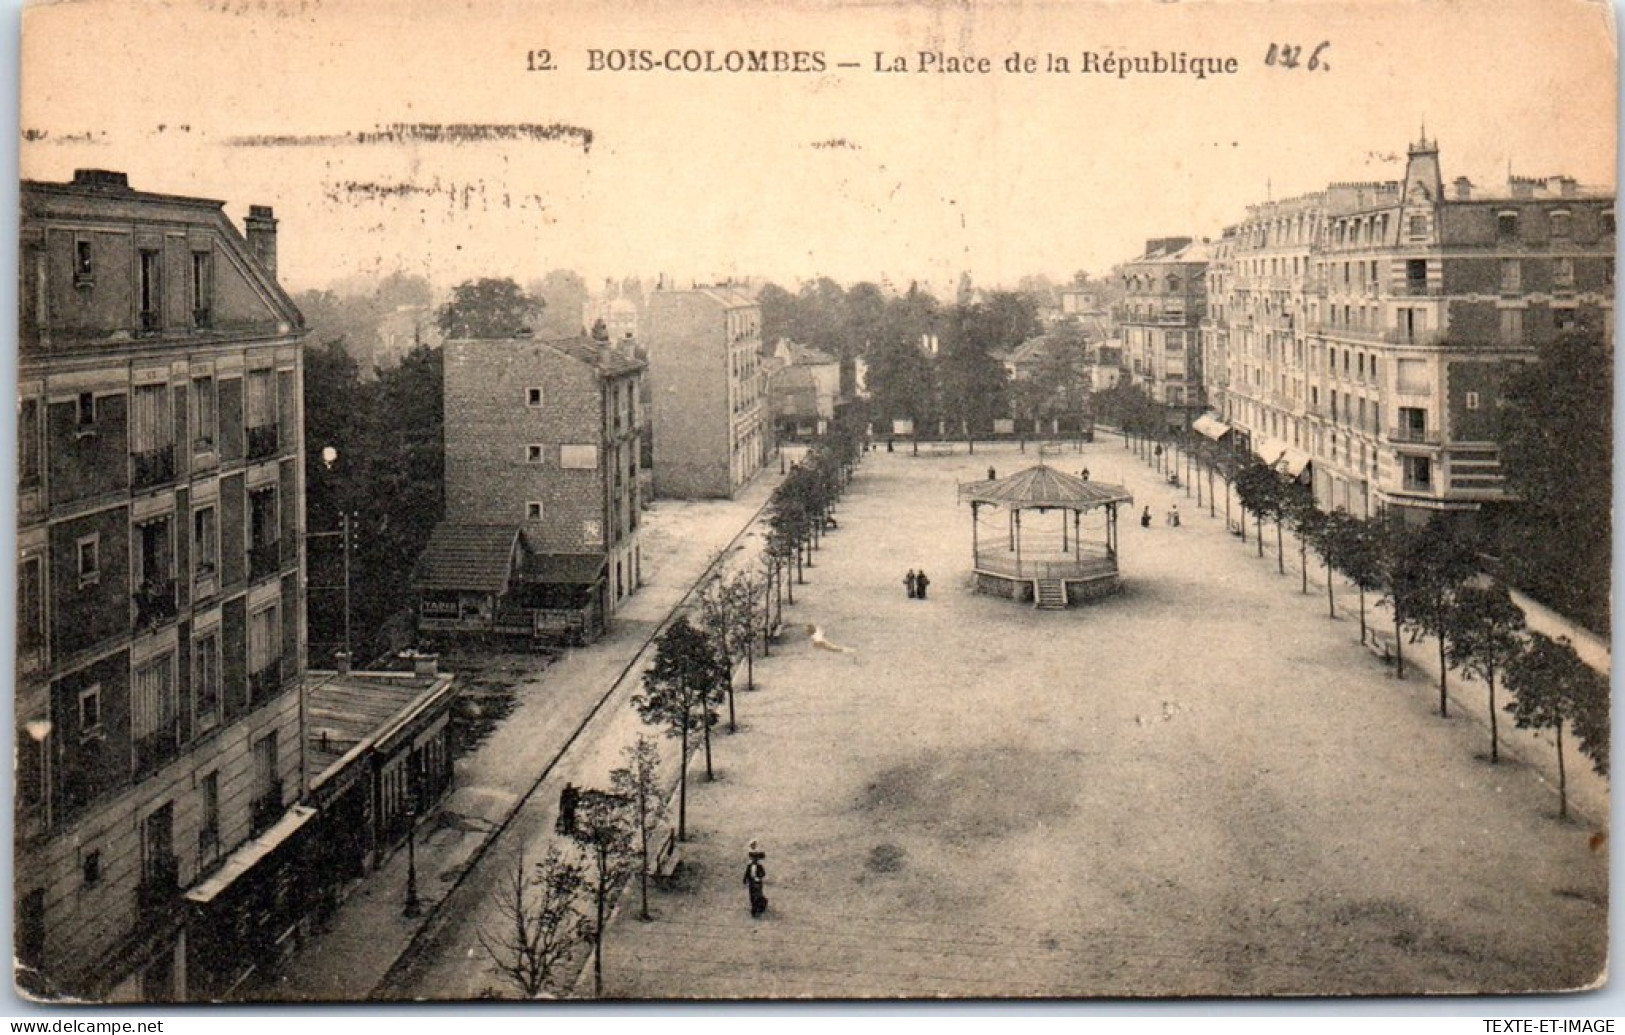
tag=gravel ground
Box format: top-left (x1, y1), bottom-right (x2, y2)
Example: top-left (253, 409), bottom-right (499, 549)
top-left (597, 440), bottom-right (1608, 999)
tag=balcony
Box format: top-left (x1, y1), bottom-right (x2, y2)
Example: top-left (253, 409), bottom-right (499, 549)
top-left (136, 853), bottom-right (180, 917)
top-left (138, 310), bottom-right (161, 336)
top-left (192, 306), bottom-right (213, 331)
top-left (132, 446), bottom-right (177, 490)
top-left (250, 780), bottom-right (285, 836)
top-left (247, 423), bottom-right (280, 461)
top-left (133, 577), bottom-right (178, 630)
top-left (250, 659), bottom-right (283, 704)
top-left (193, 565), bottom-right (218, 603)
top-left (1401, 476), bottom-right (1435, 494)
top-left (133, 717), bottom-right (182, 776)
top-left (1388, 426), bottom-right (1442, 445)
top-left (1400, 282), bottom-right (1442, 297)
top-left (250, 539), bottom-right (282, 582)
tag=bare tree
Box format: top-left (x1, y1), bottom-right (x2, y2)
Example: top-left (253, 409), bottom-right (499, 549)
top-left (611, 735), bottom-right (667, 921)
top-left (477, 847), bottom-right (589, 999)
top-left (569, 789), bottom-right (634, 999)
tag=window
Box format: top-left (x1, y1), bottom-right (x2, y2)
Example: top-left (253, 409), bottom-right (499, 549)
top-left (245, 370), bottom-right (277, 458)
top-left (131, 384), bottom-right (175, 487)
top-left (76, 534), bottom-right (100, 587)
top-left (1604, 211), bottom-right (1616, 236)
top-left (1550, 211), bottom-right (1572, 239)
top-left (251, 733), bottom-right (280, 834)
top-left (1554, 307), bottom-right (1578, 332)
top-left (1553, 258), bottom-right (1574, 289)
top-left (1499, 307), bottom-right (1525, 344)
top-left (526, 444), bottom-right (545, 464)
top-left (19, 398), bottom-right (41, 488)
top-left (199, 771), bottom-right (220, 864)
top-left (1497, 211), bottom-right (1519, 240)
top-left (1500, 259), bottom-right (1522, 293)
top-left (248, 605), bottom-right (281, 681)
top-left (191, 377), bottom-right (218, 451)
top-left (193, 631), bottom-right (221, 733)
top-left (560, 444), bottom-right (599, 470)
top-left (140, 803), bottom-right (176, 897)
top-left (132, 652), bottom-right (178, 748)
top-left (138, 250), bottom-right (162, 333)
top-left (249, 486), bottom-right (279, 580)
top-left (190, 252), bottom-right (213, 329)
top-left (76, 392), bottom-right (97, 431)
top-left (78, 683), bottom-right (102, 741)
top-left (74, 238), bottom-right (94, 285)
top-left (1465, 391), bottom-right (1480, 411)
top-left (193, 505), bottom-right (218, 577)
top-left (526, 501), bottom-right (544, 521)
top-left (1402, 454), bottom-right (1433, 490)
top-left (82, 849), bottom-right (101, 885)
top-left (526, 387), bottom-right (544, 407)
top-left (1408, 215), bottom-right (1427, 237)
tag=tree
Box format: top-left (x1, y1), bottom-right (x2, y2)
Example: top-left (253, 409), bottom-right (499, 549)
top-left (1282, 485), bottom-right (1321, 595)
top-left (1394, 516), bottom-right (1482, 716)
top-left (1505, 632), bottom-right (1609, 819)
top-left (1309, 509), bottom-right (1356, 619)
top-left (568, 789), bottom-right (633, 998)
top-left (632, 616), bottom-right (727, 839)
top-left (478, 848), bottom-right (589, 999)
top-left (610, 736), bottom-right (666, 922)
top-left (436, 277), bottom-right (545, 339)
top-left (1234, 462), bottom-right (1284, 563)
top-left (697, 570), bottom-right (764, 732)
top-left (1445, 583), bottom-right (1527, 763)
top-left (1497, 328), bottom-right (1612, 636)
top-left (1335, 516), bottom-right (1385, 648)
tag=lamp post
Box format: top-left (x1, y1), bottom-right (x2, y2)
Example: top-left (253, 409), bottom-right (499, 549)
top-left (308, 446), bottom-right (355, 665)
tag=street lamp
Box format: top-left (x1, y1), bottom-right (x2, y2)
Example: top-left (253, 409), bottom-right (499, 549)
top-left (307, 445), bottom-right (355, 665)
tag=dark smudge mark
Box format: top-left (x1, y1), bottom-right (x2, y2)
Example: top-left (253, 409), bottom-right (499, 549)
top-left (226, 123), bottom-right (594, 153)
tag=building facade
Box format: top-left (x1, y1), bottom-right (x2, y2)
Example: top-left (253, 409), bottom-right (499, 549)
top-left (416, 335), bottom-right (645, 645)
top-left (1116, 237), bottom-right (1209, 431)
top-left (642, 287), bottom-right (771, 498)
top-left (16, 170), bottom-right (308, 1000)
top-left (767, 339), bottom-right (841, 440)
top-left (1202, 137), bottom-right (1615, 521)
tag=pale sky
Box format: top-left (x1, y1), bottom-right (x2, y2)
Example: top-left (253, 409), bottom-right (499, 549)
top-left (19, 0), bottom-right (1618, 296)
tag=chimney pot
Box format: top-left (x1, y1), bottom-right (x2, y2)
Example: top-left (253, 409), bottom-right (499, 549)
top-left (244, 205), bottom-right (279, 279)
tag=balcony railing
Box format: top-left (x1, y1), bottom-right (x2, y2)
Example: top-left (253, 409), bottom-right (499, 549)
top-left (1388, 426), bottom-right (1442, 445)
top-left (132, 446), bottom-right (176, 490)
top-left (138, 310), bottom-right (161, 336)
top-left (250, 780), bottom-right (285, 836)
top-left (1401, 477), bottom-right (1435, 494)
top-left (192, 306), bottom-right (213, 330)
top-left (250, 659), bottom-right (283, 704)
top-left (247, 423), bottom-right (280, 461)
top-left (133, 578), bottom-right (178, 630)
top-left (193, 566), bottom-right (218, 602)
top-left (136, 853), bottom-right (180, 917)
top-left (250, 539), bottom-right (281, 582)
top-left (133, 717), bottom-right (182, 776)
top-left (1400, 282), bottom-right (1442, 297)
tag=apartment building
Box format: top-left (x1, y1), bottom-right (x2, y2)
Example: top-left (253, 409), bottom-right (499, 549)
top-left (1116, 237), bottom-right (1209, 431)
top-left (17, 170), bottom-right (308, 1000)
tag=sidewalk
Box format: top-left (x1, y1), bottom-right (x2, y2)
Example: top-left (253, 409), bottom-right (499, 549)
top-left (252, 467), bottom-right (785, 1002)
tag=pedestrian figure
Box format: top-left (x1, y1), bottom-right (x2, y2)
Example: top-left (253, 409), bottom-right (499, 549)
top-left (886, 438), bottom-right (895, 453)
top-left (744, 841), bottom-right (768, 917)
top-left (987, 466), bottom-right (997, 481)
top-left (1167, 504), bottom-right (1180, 528)
top-left (904, 569), bottom-right (918, 599)
top-left (1140, 506), bottom-right (1152, 529)
top-left (915, 570), bottom-right (931, 599)
top-left (556, 783), bottom-right (579, 837)
top-left (1081, 467), bottom-right (1090, 481)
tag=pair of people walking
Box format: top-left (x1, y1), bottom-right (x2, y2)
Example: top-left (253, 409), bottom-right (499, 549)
top-left (904, 569), bottom-right (931, 599)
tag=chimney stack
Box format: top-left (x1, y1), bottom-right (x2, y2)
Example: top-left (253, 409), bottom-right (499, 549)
top-left (244, 205), bottom-right (278, 279)
top-left (72, 169), bottom-right (130, 190)
top-left (1453, 177), bottom-right (1473, 200)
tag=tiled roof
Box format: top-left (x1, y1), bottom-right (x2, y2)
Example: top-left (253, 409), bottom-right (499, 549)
top-left (543, 336), bottom-right (645, 378)
top-left (306, 670), bottom-right (457, 784)
top-left (958, 464), bottom-right (1134, 510)
top-left (413, 523), bottom-right (521, 593)
top-left (522, 552), bottom-right (607, 585)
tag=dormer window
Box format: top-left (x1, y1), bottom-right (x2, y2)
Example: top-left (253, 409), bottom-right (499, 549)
top-left (1497, 211), bottom-right (1520, 240)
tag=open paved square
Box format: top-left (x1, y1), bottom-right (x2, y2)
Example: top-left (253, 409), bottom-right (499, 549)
top-left (599, 440), bottom-right (1607, 998)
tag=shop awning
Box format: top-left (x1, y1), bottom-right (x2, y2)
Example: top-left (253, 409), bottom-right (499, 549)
top-left (1252, 436), bottom-right (1290, 467)
top-left (185, 805), bottom-right (316, 906)
top-left (1192, 414), bottom-right (1233, 441)
top-left (1279, 448), bottom-right (1313, 478)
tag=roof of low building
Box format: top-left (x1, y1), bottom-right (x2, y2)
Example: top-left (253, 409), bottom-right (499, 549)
top-left (413, 523), bottom-right (522, 593)
top-left (305, 669), bottom-right (460, 789)
top-left (958, 464), bottom-right (1134, 510)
